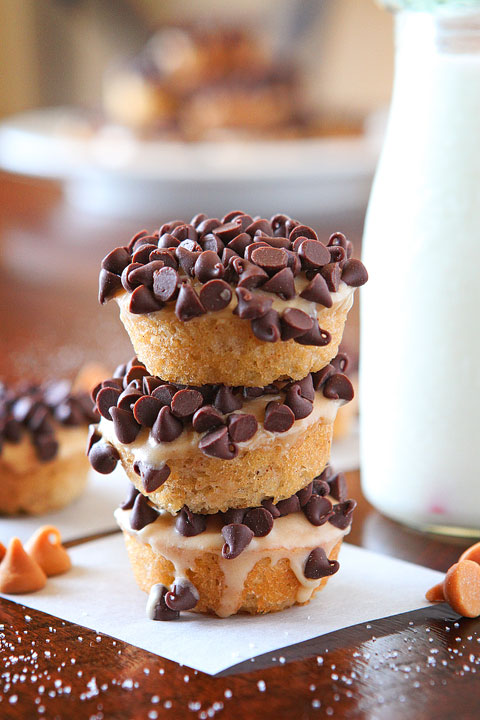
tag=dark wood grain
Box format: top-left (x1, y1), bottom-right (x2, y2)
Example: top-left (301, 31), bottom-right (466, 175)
top-left (1, 173), bottom-right (479, 719)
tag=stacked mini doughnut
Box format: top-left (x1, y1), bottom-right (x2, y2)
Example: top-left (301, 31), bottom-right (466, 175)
top-left (0, 380), bottom-right (99, 514)
top-left (91, 211), bottom-right (367, 619)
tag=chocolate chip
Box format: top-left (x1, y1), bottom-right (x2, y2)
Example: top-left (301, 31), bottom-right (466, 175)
top-left (33, 434), bottom-right (58, 462)
top-left (243, 508), bottom-right (273, 537)
top-left (227, 413), bottom-right (258, 442)
top-left (130, 493), bottom-right (158, 531)
top-left (261, 498), bottom-right (281, 518)
top-left (125, 365), bottom-right (149, 385)
top-left (289, 225), bottom-right (318, 242)
top-left (317, 465), bottom-right (334, 483)
top-left (261, 236), bottom-right (291, 250)
top-left (328, 473), bottom-right (348, 502)
top-left (165, 579), bottom-right (199, 612)
top-left (270, 213), bottom-right (291, 235)
top-left (285, 250), bottom-right (302, 275)
top-left (323, 374), bottom-right (354, 402)
top-left (86, 426), bottom-right (101, 454)
top-left (151, 406), bottom-right (183, 443)
top-left (214, 220), bottom-right (244, 242)
top-left (54, 399), bottom-right (85, 426)
top-left (143, 376), bottom-right (163, 395)
top-left (264, 402), bottom-right (295, 433)
top-left (331, 353), bottom-right (349, 374)
top-left (328, 231), bottom-right (348, 249)
top-left (198, 426), bottom-right (238, 459)
top-left (175, 507), bottom-right (206, 537)
top-left (304, 547), bottom-right (339, 579)
top-left (234, 287), bottom-right (272, 319)
top-left (262, 267), bottom-right (296, 300)
top-left (233, 259), bottom-right (269, 289)
top-left (297, 482), bottom-right (313, 507)
top-left (157, 233), bottom-right (180, 249)
top-left (192, 405), bottom-right (225, 433)
top-left (251, 309), bottom-right (281, 343)
top-left (329, 245), bottom-right (346, 264)
top-left (329, 500), bottom-right (356, 529)
top-left (191, 212), bottom-right (208, 228)
top-left (175, 282), bottom-right (206, 321)
top-left (201, 233), bottom-right (225, 255)
top-left (119, 485), bottom-right (139, 510)
top-left (341, 258), bottom-right (368, 287)
top-left (133, 395), bottom-right (162, 427)
top-left (121, 262), bottom-right (143, 292)
top-left (194, 250), bottom-right (225, 283)
top-left (172, 224), bottom-right (198, 242)
top-left (130, 234), bottom-right (157, 252)
top-left (98, 269), bottom-right (123, 304)
top-left (3, 418), bottom-right (22, 443)
top-left (227, 233), bottom-right (252, 256)
top-left (285, 384), bottom-right (313, 420)
top-left (251, 246), bottom-right (288, 275)
top-left (110, 407), bottom-right (141, 444)
top-left (280, 309), bottom-right (314, 341)
top-left (134, 460), bottom-right (171, 492)
top-left (299, 273), bottom-right (332, 307)
top-left (276, 495), bottom-right (301, 516)
top-left (149, 248), bottom-right (178, 269)
top-left (222, 523), bottom-right (254, 559)
top-left (151, 384), bottom-right (176, 406)
top-left (117, 388), bottom-right (143, 412)
top-left (88, 441), bottom-right (119, 474)
top-left (176, 247), bottom-right (201, 276)
top-left (320, 263), bottom-right (341, 292)
top-left (222, 247), bottom-right (239, 266)
top-left (244, 241), bottom-right (270, 262)
top-left (213, 386), bottom-right (242, 414)
top-left (295, 322), bottom-right (331, 347)
top-left (199, 279), bottom-right (232, 312)
top-left (221, 508), bottom-right (246, 525)
top-left (171, 389), bottom-right (203, 418)
top-left (303, 496), bottom-right (333, 526)
top-left (127, 229), bottom-right (149, 251)
top-left (196, 217), bottom-right (221, 236)
top-left (96, 386), bottom-right (121, 420)
top-left (101, 246), bottom-right (131, 275)
top-left (312, 364), bottom-right (335, 390)
top-left (313, 479), bottom-right (331, 497)
top-left (146, 584), bottom-right (179, 621)
top-left (129, 285), bottom-right (163, 314)
top-left (297, 374), bottom-right (315, 402)
top-left (131, 243), bottom-right (159, 265)
top-left (245, 219), bottom-right (273, 236)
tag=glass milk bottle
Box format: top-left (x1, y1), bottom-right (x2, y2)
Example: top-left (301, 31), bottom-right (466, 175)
top-left (360, 1), bottom-right (480, 535)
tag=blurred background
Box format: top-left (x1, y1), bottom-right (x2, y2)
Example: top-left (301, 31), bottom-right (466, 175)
top-left (0, 0), bottom-right (393, 410)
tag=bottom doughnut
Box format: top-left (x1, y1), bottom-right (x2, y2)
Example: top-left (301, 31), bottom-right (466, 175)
top-left (116, 506), bottom-right (349, 617)
top-left (0, 428), bottom-right (89, 515)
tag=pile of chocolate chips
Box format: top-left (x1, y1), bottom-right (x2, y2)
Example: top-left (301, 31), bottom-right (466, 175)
top-left (0, 381), bottom-right (99, 462)
top-left (120, 465), bottom-right (356, 553)
top-left (87, 355), bottom-right (354, 483)
top-left (99, 211), bottom-right (368, 346)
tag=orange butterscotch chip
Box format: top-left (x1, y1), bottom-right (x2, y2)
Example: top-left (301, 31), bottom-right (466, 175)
top-left (459, 541), bottom-right (480, 566)
top-left (25, 525), bottom-right (71, 577)
top-left (425, 582), bottom-right (445, 603)
top-left (443, 560), bottom-right (480, 618)
top-left (0, 542), bottom-right (6, 563)
top-left (0, 538), bottom-right (47, 594)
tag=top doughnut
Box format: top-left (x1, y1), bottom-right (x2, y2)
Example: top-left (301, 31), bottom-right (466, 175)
top-left (99, 211), bottom-right (367, 386)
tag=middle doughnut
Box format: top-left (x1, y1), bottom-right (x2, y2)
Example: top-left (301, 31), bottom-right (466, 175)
top-left (88, 355), bottom-right (354, 514)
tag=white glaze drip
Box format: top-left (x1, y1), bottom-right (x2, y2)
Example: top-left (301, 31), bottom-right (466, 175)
top-left (99, 390), bottom-right (342, 470)
top-left (116, 506), bottom-right (350, 617)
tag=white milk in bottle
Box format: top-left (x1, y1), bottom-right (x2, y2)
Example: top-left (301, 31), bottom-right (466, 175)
top-left (360, 4), bottom-right (480, 534)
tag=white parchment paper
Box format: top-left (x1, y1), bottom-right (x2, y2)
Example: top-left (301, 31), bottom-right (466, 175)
top-left (0, 534), bottom-right (443, 675)
top-left (0, 468), bottom-right (131, 545)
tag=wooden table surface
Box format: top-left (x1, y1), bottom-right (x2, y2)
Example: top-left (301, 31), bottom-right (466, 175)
top-left (1, 173), bottom-right (479, 720)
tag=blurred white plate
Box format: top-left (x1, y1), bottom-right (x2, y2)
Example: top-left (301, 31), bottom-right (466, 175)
top-left (0, 108), bottom-right (377, 218)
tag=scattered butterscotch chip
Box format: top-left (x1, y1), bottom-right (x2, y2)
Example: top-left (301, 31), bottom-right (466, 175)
top-left (0, 542), bottom-right (6, 563)
top-left (459, 541), bottom-right (480, 566)
top-left (425, 581), bottom-right (445, 603)
top-left (0, 537), bottom-right (47, 594)
top-left (443, 560), bottom-right (480, 618)
top-left (25, 525), bottom-right (71, 577)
